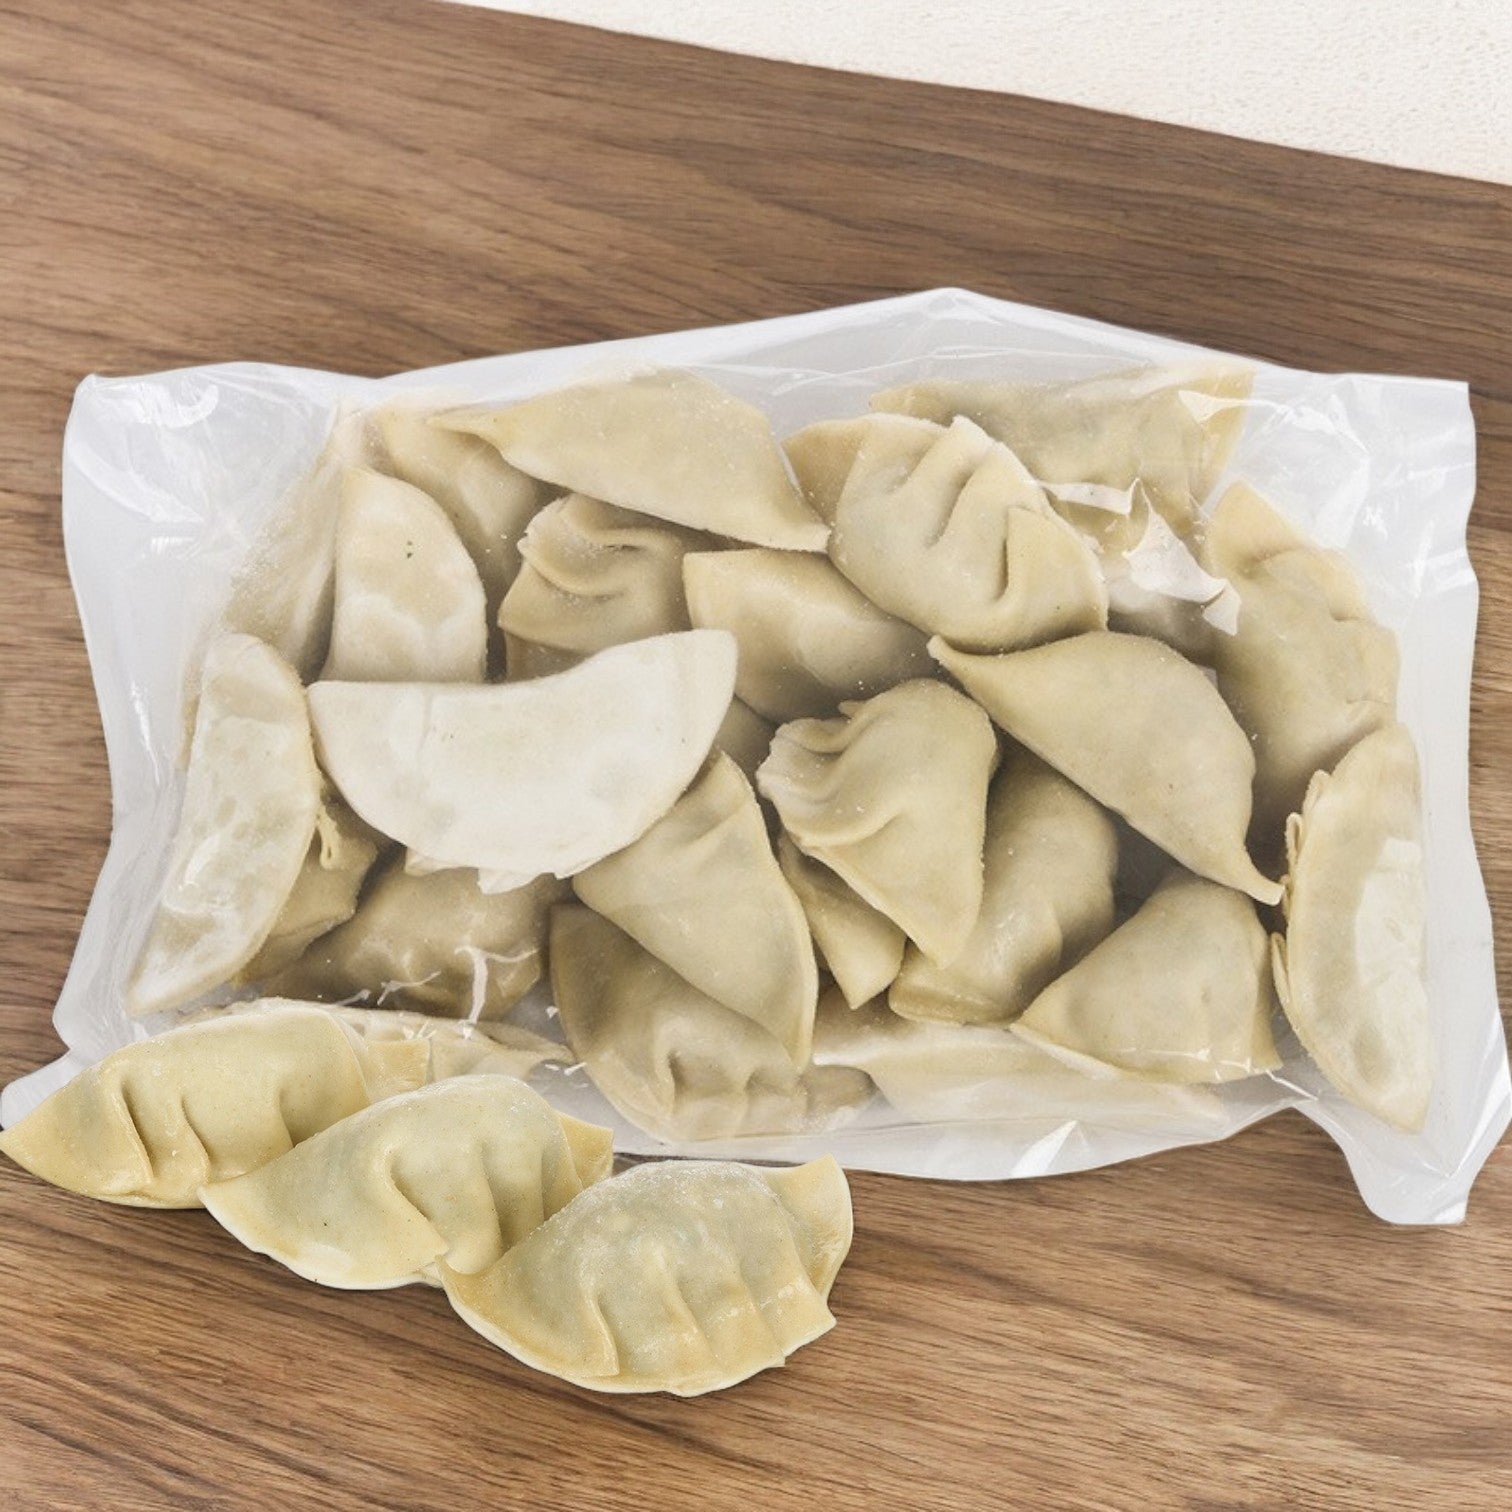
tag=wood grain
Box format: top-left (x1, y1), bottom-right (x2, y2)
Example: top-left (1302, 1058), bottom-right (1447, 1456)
top-left (1, 2), bottom-right (1509, 1508)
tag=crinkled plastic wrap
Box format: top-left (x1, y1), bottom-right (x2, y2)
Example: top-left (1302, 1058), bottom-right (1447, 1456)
top-left (3, 289), bottom-right (1504, 1225)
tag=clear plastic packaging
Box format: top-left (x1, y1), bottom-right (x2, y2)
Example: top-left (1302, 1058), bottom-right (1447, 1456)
top-left (3, 288), bottom-right (1504, 1224)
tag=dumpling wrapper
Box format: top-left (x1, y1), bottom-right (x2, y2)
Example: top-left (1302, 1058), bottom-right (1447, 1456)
top-left (441, 1157), bottom-right (852, 1396)
top-left (776, 836), bottom-right (905, 1011)
top-left (932, 632), bottom-right (1282, 905)
top-left (1202, 482), bottom-right (1399, 837)
top-left (129, 633), bottom-right (323, 1018)
top-left (830, 415), bottom-right (1107, 653)
top-left (308, 629), bottom-right (737, 883)
top-left (318, 1005), bottom-right (570, 1083)
top-left (1014, 872), bottom-right (1281, 1084)
top-left (269, 861), bottom-right (561, 1020)
top-left (439, 369), bottom-right (828, 551)
top-left (890, 750), bottom-right (1118, 1025)
top-left (220, 412), bottom-right (371, 680)
top-left (551, 905), bottom-right (868, 1143)
top-left (871, 364), bottom-right (1253, 546)
top-left (814, 992), bottom-right (1225, 1127)
top-left (372, 403), bottom-right (547, 655)
top-left (0, 1006), bottom-right (429, 1208)
top-left (201, 1077), bottom-right (612, 1289)
top-left (1272, 724), bottom-right (1432, 1132)
top-left (683, 548), bottom-right (933, 722)
top-left (321, 467), bottom-right (488, 683)
top-left (242, 791), bottom-right (381, 981)
top-left (757, 680), bottom-right (999, 965)
top-left (782, 415), bottom-right (928, 524)
top-left (573, 754), bottom-right (818, 1064)
top-left (500, 493), bottom-right (710, 666)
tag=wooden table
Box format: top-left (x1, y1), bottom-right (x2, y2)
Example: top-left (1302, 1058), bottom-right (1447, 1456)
top-left (2, 4), bottom-right (1509, 1508)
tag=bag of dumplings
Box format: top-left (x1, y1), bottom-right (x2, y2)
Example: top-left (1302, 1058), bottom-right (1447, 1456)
top-left (4, 287), bottom-right (1505, 1227)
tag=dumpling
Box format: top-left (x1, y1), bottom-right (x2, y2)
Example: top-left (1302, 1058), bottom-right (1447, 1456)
top-left (128, 634), bottom-right (323, 1017)
top-left (0, 1006), bottom-right (429, 1208)
top-left (871, 364), bottom-right (1253, 540)
top-left (439, 370), bottom-right (828, 550)
top-left (221, 412), bottom-right (371, 679)
top-left (321, 467), bottom-right (488, 683)
top-left (889, 750), bottom-right (1118, 1025)
top-left (757, 680), bottom-right (999, 964)
top-left (1272, 724), bottom-right (1432, 1131)
top-left (813, 992), bottom-right (1224, 1127)
top-left (269, 860), bottom-right (561, 1019)
top-left (201, 1077), bottom-right (612, 1289)
top-left (372, 403), bottom-right (547, 641)
top-left (440, 1156), bottom-right (852, 1395)
top-left (1013, 871), bottom-right (1281, 1084)
top-left (782, 416), bottom-right (906, 523)
top-left (573, 754), bottom-right (817, 1062)
top-left (1201, 483), bottom-right (1399, 836)
top-left (499, 493), bottom-right (710, 668)
top-left (830, 415), bottom-right (1107, 652)
top-left (551, 906), bottom-right (868, 1143)
top-left (683, 549), bottom-right (933, 721)
top-left (308, 630), bottom-right (737, 884)
top-left (714, 698), bottom-right (776, 782)
top-left (242, 791), bottom-right (381, 981)
top-left (931, 632), bottom-right (1282, 905)
top-left (776, 836), bottom-right (905, 1010)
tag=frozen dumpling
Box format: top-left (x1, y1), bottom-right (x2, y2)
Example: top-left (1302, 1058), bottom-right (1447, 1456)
top-left (499, 493), bottom-right (711, 669)
top-left (683, 548), bottom-right (933, 722)
top-left (221, 412), bottom-right (371, 680)
top-left (308, 630), bottom-right (737, 884)
top-left (0, 1006), bottom-right (429, 1208)
top-left (439, 370), bottom-right (828, 550)
top-left (317, 1005), bottom-right (570, 1083)
top-left (757, 680), bottom-right (999, 964)
top-left (830, 415), bottom-right (1106, 652)
top-left (872, 364), bottom-right (1253, 539)
top-left (1013, 872), bottom-right (1281, 1084)
top-left (782, 416), bottom-right (887, 522)
top-left (931, 632), bottom-right (1282, 905)
top-left (269, 860), bottom-right (561, 1020)
top-left (776, 835), bottom-right (906, 1010)
top-left (551, 905), bottom-right (868, 1143)
top-left (1272, 724), bottom-right (1432, 1131)
top-left (889, 750), bottom-right (1118, 1025)
top-left (573, 754), bottom-right (818, 1062)
top-left (201, 1077), bottom-right (612, 1288)
top-left (242, 790), bottom-right (381, 981)
top-left (321, 467), bottom-right (488, 683)
top-left (129, 633), bottom-right (324, 1017)
top-left (440, 1157), bottom-right (852, 1395)
top-left (372, 403), bottom-right (547, 652)
top-left (1202, 483), bottom-right (1399, 837)
top-left (813, 992), bottom-right (1224, 1127)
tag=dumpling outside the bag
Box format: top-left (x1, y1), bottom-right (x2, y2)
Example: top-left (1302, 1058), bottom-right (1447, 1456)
top-left (200, 1076), bottom-right (613, 1289)
top-left (440, 1157), bottom-right (853, 1395)
top-left (0, 1005), bottom-right (430, 1208)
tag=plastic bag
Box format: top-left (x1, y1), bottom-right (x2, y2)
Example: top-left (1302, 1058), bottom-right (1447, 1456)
top-left (3, 287), bottom-right (1504, 1225)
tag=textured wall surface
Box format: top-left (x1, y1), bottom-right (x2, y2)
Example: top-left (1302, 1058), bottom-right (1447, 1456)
top-left (463, 0), bottom-right (1512, 184)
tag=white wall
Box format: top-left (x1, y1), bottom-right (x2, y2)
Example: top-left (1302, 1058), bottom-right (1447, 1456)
top-left (451, 0), bottom-right (1511, 185)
